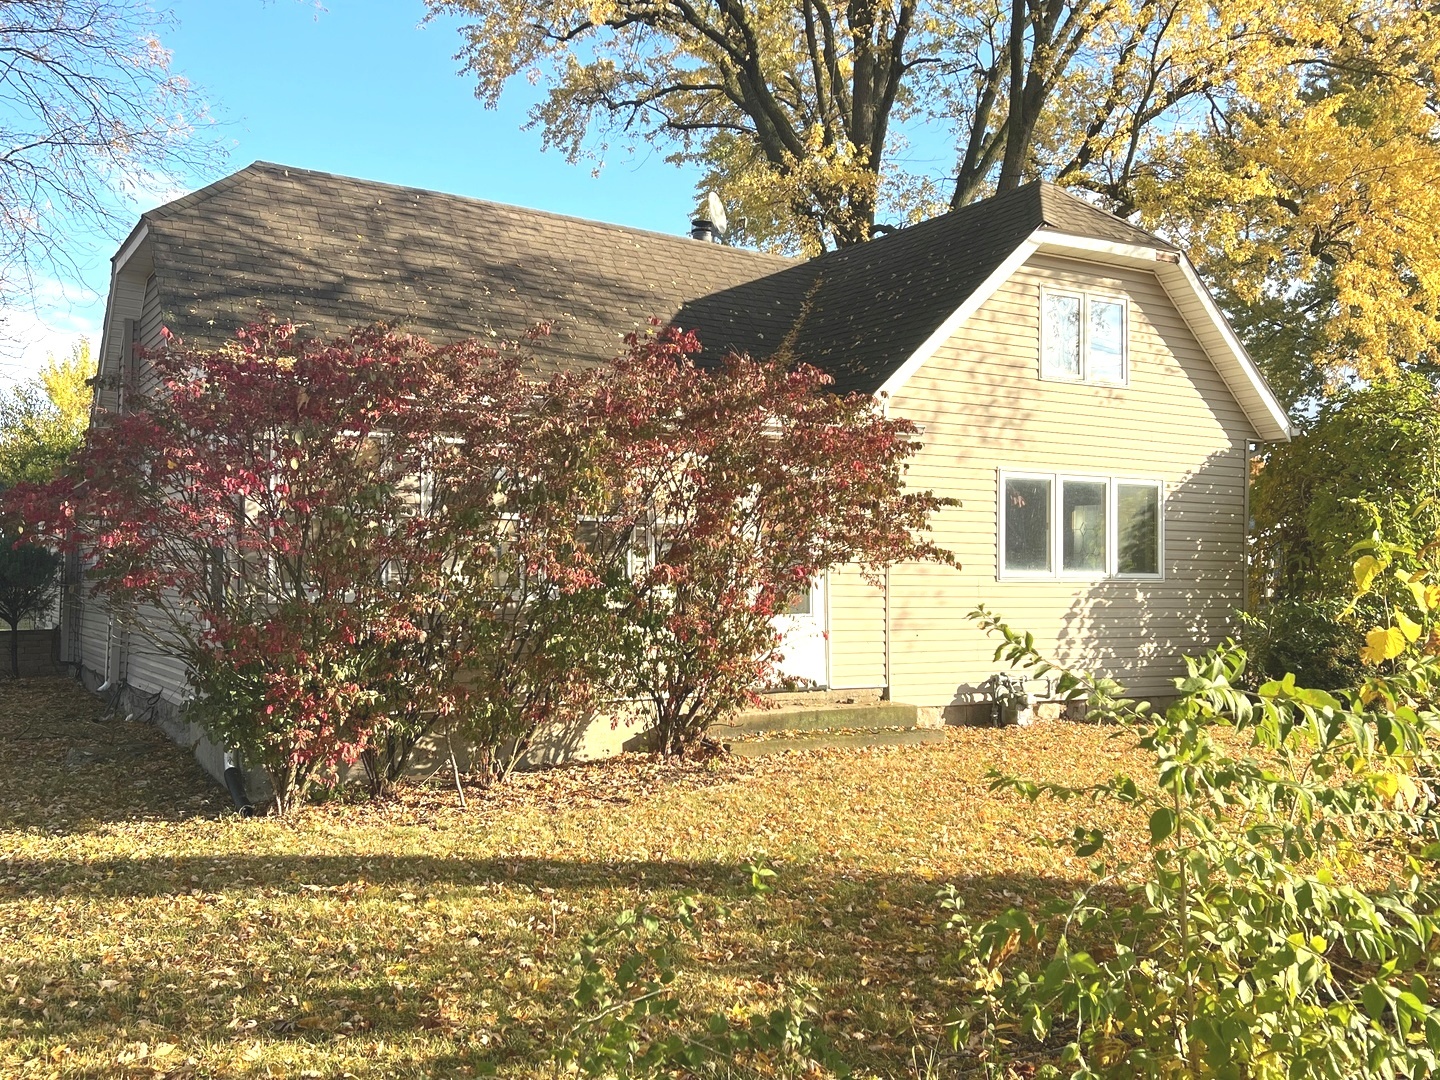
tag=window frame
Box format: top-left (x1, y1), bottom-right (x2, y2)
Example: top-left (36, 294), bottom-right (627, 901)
top-left (1112, 476), bottom-right (1165, 580)
top-left (997, 470), bottom-right (1164, 582)
top-left (997, 470), bottom-right (1056, 578)
top-left (1056, 473), bottom-right (1110, 580)
top-left (1038, 286), bottom-right (1130, 387)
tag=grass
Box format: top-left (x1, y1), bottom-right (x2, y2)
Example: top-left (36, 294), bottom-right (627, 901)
top-left (0, 677), bottom-right (1161, 1079)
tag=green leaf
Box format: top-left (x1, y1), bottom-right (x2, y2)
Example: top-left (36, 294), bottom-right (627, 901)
top-left (1149, 807), bottom-right (1177, 845)
top-left (1361, 982), bottom-right (1388, 1021)
top-left (1292, 686), bottom-right (1341, 710)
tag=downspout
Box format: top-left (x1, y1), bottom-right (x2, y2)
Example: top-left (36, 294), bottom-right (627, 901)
top-left (879, 394), bottom-right (894, 702)
top-left (223, 750), bottom-right (255, 817)
top-left (96, 619), bottom-right (114, 692)
top-left (883, 566), bottom-right (892, 701)
top-left (1243, 440), bottom-right (1253, 613)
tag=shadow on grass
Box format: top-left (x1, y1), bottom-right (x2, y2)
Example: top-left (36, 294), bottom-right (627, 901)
top-left (0, 853), bottom-right (1106, 1077)
top-left (1, 850), bottom-right (1093, 911)
top-left (0, 677), bottom-right (222, 831)
top-left (0, 678), bottom-right (1116, 1075)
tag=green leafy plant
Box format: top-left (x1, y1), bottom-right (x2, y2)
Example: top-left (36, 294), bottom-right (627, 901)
top-left (1248, 373), bottom-right (1440, 688)
top-left (946, 604), bottom-right (1440, 1078)
top-left (555, 885), bottom-right (847, 1078)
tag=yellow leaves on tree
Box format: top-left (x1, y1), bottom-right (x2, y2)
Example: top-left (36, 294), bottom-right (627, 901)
top-left (431, 0), bottom-right (1440, 411)
top-left (1352, 554), bottom-right (1384, 596)
top-left (1351, 549), bottom-right (1433, 666)
top-left (1137, 2), bottom-right (1440, 398)
top-left (0, 337), bottom-right (91, 487)
top-left (1360, 626), bottom-right (1406, 666)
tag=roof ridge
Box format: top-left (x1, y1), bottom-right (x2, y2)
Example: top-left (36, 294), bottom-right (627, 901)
top-left (142, 163), bottom-right (269, 222)
top-left (1034, 181), bottom-right (1177, 250)
top-left (789, 181), bottom-right (1042, 277)
top-left (158, 160), bottom-right (798, 269)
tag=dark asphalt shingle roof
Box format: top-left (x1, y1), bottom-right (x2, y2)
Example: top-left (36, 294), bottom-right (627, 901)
top-left (138, 162), bottom-right (1175, 393)
top-left (142, 162), bottom-right (797, 378)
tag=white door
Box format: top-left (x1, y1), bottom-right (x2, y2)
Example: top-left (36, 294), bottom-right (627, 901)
top-left (773, 575), bottom-right (828, 688)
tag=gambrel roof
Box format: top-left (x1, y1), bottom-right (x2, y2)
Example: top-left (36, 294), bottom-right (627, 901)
top-left (111, 162), bottom-right (1289, 440)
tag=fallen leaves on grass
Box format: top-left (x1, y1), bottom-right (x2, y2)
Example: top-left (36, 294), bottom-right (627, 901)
top-left (0, 677), bottom-right (1164, 1078)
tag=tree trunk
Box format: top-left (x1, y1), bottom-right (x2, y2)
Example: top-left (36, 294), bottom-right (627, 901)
top-left (997, 0), bottom-right (1032, 192)
top-left (8, 618), bottom-right (17, 679)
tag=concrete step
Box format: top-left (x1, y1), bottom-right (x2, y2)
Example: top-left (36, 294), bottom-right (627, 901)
top-left (712, 701), bottom-right (920, 737)
top-left (723, 728), bottom-right (946, 757)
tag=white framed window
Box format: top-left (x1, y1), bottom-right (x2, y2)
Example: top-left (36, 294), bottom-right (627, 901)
top-left (998, 471), bottom-right (1163, 580)
top-left (1000, 472), bottom-right (1053, 574)
top-left (1115, 479), bottom-right (1162, 576)
top-left (1040, 288), bottom-right (1128, 385)
top-left (1059, 475), bottom-right (1108, 576)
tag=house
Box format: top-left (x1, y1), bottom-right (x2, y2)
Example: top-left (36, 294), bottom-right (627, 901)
top-left (70, 162), bottom-right (1289, 768)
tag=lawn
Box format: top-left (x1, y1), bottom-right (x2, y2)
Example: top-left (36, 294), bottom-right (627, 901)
top-left (0, 677), bottom-right (1155, 1079)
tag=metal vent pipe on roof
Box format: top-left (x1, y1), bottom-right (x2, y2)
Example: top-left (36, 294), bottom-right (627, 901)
top-left (690, 217), bottom-right (720, 243)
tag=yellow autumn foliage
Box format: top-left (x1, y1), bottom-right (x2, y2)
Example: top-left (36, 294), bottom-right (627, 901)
top-left (1360, 626), bottom-right (1407, 666)
top-left (433, 0), bottom-right (1440, 384)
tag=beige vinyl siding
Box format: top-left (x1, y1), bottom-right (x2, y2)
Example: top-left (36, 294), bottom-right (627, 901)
top-left (92, 271), bottom-right (146, 414)
top-left (123, 602), bottom-right (190, 702)
top-left (76, 264), bottom-right (192, 701)
top-left (827, 567), bottom-right (885, 689)
top-left (868, 251), bottom-right (1254, 705)
top-left (78, 571), bottom-right (112, 681)
top-left (121, 273), bottom-right (193, 701)
top-left (137, 274), bottom-right (165, 395)
top-left (73, 260), bottom-right (149, 678)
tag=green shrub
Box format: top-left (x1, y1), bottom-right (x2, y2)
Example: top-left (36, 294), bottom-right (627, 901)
top-left (1250, 373), bottom-right (1440, 688)
top-left (948, 607), bottom-right (1440, 1078)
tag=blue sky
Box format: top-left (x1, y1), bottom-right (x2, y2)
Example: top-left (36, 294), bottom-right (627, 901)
top-left (3, 0), bottom-right (708, 382)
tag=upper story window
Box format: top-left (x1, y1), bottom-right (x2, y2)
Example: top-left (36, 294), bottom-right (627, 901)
top-left (1040, 288), bottom-right (1128, 385)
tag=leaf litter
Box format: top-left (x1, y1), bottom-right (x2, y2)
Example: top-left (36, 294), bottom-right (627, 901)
top-left (1, 676), bottom-right (1162, 1077)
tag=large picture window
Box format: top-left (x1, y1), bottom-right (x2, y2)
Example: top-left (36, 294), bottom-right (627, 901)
top-left (999, 471), bottom-right (1163, 580)
top-left (1040, 289), bottom-right (1128, 385)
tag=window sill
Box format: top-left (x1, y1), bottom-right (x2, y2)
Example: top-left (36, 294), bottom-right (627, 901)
top-left (1038, 373), bottom-right (1129, 388)
top-left (995, 573), bottom-right (1166, 583)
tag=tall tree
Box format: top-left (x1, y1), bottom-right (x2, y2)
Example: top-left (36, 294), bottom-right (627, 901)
top-left (0, 338), bottom-right (91, 486)
top-left (1246, 372), bottom-right (1440, 687)
top-left (427, 0), bottom-right (1410, 251)
top-left (0, 2), bottom-right (214, 318)
top-left (1132, 17), bottom-right (1440, 409)
top-left (0, 533), bottom-right (58, 676)
top-left (430, 0), bottom-right (1440, 406)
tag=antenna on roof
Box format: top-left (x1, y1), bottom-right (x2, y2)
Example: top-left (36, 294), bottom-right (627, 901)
top-left (706, 191), bottom-right (728, 237)
top-left (690, 191), bottom-right (728, 243)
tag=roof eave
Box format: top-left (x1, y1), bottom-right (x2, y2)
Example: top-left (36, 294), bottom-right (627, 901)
top-left (1029, 231), bottom-right (1290, 441)
top-left (112, 220), bottom-right (149, 270)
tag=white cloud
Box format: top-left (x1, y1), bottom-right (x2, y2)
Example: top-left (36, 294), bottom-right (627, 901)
top-left (0, 277), bottom-right (104, 385)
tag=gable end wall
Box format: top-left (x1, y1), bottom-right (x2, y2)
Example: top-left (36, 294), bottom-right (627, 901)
top-left (827, 252), bottom-right (1258, 707)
